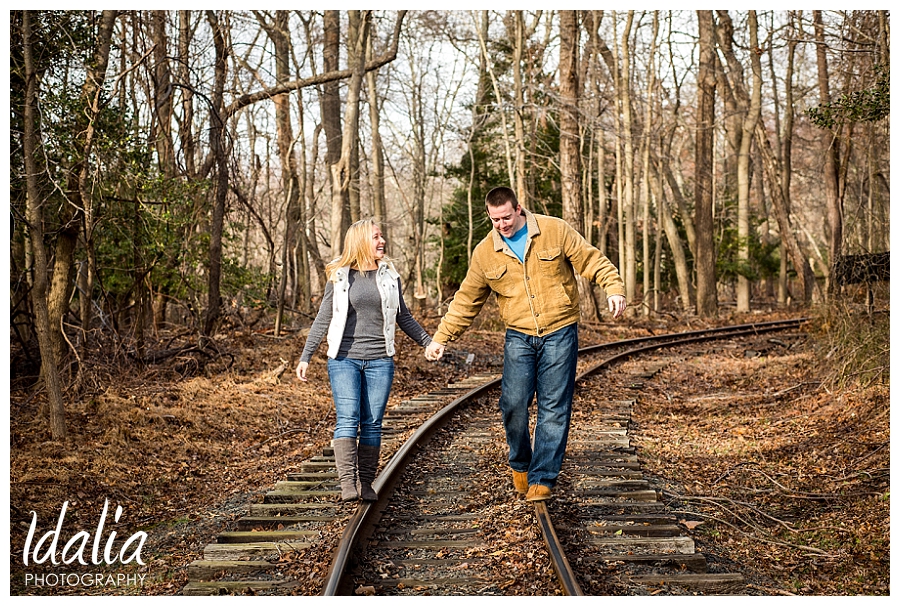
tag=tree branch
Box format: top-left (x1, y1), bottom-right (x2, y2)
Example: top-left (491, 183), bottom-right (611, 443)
top-left (222, 10), bottom-right (407, 120)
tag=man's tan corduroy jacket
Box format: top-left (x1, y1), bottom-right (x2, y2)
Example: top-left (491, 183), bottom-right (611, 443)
top-left (434, 208), bottom-right (626, 344)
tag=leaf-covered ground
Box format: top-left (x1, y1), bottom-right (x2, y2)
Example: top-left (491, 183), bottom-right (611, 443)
top-left (8, 304), bottom-right (889, 596)
top-left (624, 336), bottom-right (889, 595)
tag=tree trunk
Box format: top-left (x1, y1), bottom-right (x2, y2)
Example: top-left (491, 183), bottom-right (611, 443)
top-left (467, 10), bottom-right (491, 264)
top-left (612, 12), bottom-right (637, 310)
top-left (653, 203), bottom-right (662, 312)
top-left (716, 10), bottom-right (762, 312)
top-left (652, 164), bottom-right (693, 312)
top-left (408, 21), bottom-right (427, 304)
top-left (50, 9), bottom-right (118, 364)
top-left (559, 10), bottom-right (599, 322)
top-left (559, 10), bottom-right (583, 233)
top-left (256, 10), bottom-right (302, 335)
top-left (775, 14), bottom-right (799, 305)
top-left (474, 10), bottom-right (515, 190)
top-left (151, 10), bottom-right (176, 177)
top-left (509, 10), bottom-right (527, 205)
top-left (305, 123), bottom-right (327, 292)
top-left (178, 10), bottom-right (197, 178)
top-left (330, 11), bottom-right (370, 256)
top-left (322, 10), bottom-right (348, 254)
top-left (755, 121), bottom-right (816, 303)
top-left (694, 10), bottom-right (717, 317)
top-left (739, 12), bottom-right (762, 311)
top-left (366, 29), bottom-right (387, 228)
top-left (597, 131), bottom-right (608, 257)
top-left (813, 10), bottom-right (843, 297)
top-left (639, 12), bottom-right (659, 316)
top-left (22, 11), bottom-right (68, 440)
top-left (347, 11), bottom-right (362, 222)
top-left (737, 13), bottom-right (762, 312)
top-left (294, 90), bottom-right (312, 312)
top-left (203, 10), bottom-right (228, 336)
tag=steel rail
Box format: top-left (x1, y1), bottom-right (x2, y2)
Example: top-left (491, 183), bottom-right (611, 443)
top-left (321, 376), bottom-right (501, 596)
top-left (577, 318), bottom-right (807, 381)
top-left (322, 317), bottom-right (807, 596)
top-left (577, 317), bottom-right (807, 358)
top-left (539, 317), bottom-right (807, 595)
top-left (533, 501), bottom-right (585, 595)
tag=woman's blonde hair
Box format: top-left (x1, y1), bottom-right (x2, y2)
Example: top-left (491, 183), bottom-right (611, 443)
top-left (325, 218), bottom-right (389, 280)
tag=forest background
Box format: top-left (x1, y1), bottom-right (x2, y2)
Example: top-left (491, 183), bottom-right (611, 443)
top-left (5, 9), bottom-right (891, 596)
top-left (8, 10), bottom-right (890, 439)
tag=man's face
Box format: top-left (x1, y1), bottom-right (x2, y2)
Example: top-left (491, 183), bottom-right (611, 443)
top-left (487, 201), bottom-right (525, 238)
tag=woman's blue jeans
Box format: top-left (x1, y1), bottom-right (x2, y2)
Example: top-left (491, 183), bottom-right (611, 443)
top-left (327, 357), bottom-right (394, 447)
top-left (499, 323), bottom-right (578, 488)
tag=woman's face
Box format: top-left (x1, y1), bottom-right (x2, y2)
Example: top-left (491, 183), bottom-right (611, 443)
top-left (370, 225), bottom-right (386, 262)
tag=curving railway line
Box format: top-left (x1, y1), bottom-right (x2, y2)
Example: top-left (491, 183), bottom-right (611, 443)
top-left (181, 318), bottom-right (807, 596)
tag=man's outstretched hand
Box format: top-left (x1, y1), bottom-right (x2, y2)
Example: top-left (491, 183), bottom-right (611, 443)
top-left (608, 294), bottom-right (627, 319)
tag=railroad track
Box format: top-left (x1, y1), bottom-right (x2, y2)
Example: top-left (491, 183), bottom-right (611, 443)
top-left (181, 318), bottom-right (806, 596)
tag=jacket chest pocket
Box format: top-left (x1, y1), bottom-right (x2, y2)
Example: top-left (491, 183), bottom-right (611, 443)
top-left (484, 264), bottom-right (516, 297)
top-left (536, 247), bottom-right (565, 277)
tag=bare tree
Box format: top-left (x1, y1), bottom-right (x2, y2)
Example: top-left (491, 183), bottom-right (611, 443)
top-left (813, 10), bottom-right (843, 297)
top-left (21, 11), bottom-right (68, 440)
top-left (151, 10), bottom-right (177, 177)
top-left (639, 12), bottom-right (660, 315)
top-left (366, 26), bottom-right (387, 227)
top-left (507, 11), bottom-right (528, 204)
top-left (559, 10), bottom-right (583, 233)
top-left (202, 10), bottom-right (230, 336)
top-left (321, 10), bottom-right (348, 251)
top-left (347, 11), bottom-right (364, 222)
top-left (51, 10), bottom-right (119, 360)
top-left (254, 10), bottom-right (303, 336)
top-left (473, 10), bottom-right (515, 189)
top-left (694, 10), bottom-right (718, 317)
top-left (605, 11), bottom-right (637, 309)
top-left (716, 10), bottom-right (762, 312)
top-left (652, 164), bottom-right (694, 311)
top-left (559, 11), bottom-right (600, 321)
top-left (330, 11), bottom-right (370, 256)
top-left (403, 15), bottom-right (428, 304)
top-left (756, 122), bottom-right (817, 304)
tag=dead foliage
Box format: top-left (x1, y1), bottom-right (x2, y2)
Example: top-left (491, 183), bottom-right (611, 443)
top-left (7, 303), bottom-right (889, 595)
top-left (630, 322), bottom-right (889, 595)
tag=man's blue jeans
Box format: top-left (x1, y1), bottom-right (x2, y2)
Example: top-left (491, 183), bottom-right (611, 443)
top-left (327, 357), bottom-right (394, 447)
top-left (500, 323), bottom-right (578, 488)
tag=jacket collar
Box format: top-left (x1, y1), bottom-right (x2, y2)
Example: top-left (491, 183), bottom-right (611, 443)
top-left (378, 260), bottom-right (400, 280)
top-left (491, 206), bottom-right (541, 251)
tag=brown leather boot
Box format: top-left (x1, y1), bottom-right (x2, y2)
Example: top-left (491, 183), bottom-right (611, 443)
top-left (525, 484), bottom-right (552, 502)
top-left (512, 470), bottom-right (528, 495)
top-left (332, 438), bottom-right (359, 502)
top-left (357, 443), bottom-right (381, 501)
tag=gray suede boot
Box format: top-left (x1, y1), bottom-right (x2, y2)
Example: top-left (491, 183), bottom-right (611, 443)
top-left (357, 443), bottom-right (381, 501)
top-left (332, 438), bottom-right (359, 502)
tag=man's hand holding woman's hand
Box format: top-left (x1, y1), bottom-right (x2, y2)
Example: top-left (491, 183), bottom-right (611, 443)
top-left (425, 341), bottom-right (445, 361)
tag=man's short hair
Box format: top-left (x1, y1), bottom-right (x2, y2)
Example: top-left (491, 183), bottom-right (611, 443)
top-left (485, 186), bottom-right (519, 209)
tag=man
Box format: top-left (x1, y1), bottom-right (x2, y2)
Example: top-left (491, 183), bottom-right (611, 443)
top-left (425, 186), bottom-right (626, 502)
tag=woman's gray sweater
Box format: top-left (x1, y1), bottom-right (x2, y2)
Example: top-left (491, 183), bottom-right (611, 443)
top-left (300, 269), bottom-right (432, 362)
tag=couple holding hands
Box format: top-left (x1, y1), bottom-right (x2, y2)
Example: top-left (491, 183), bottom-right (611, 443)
top-left (295, 187), bottom-right (627, 505)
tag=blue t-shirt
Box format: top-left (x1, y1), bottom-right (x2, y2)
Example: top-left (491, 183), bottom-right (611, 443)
top-left (502, 223), bottom-right (528, 262)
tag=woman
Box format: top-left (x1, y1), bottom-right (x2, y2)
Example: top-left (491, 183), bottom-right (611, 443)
top-left (296, 218), bottom-right (433, 502)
